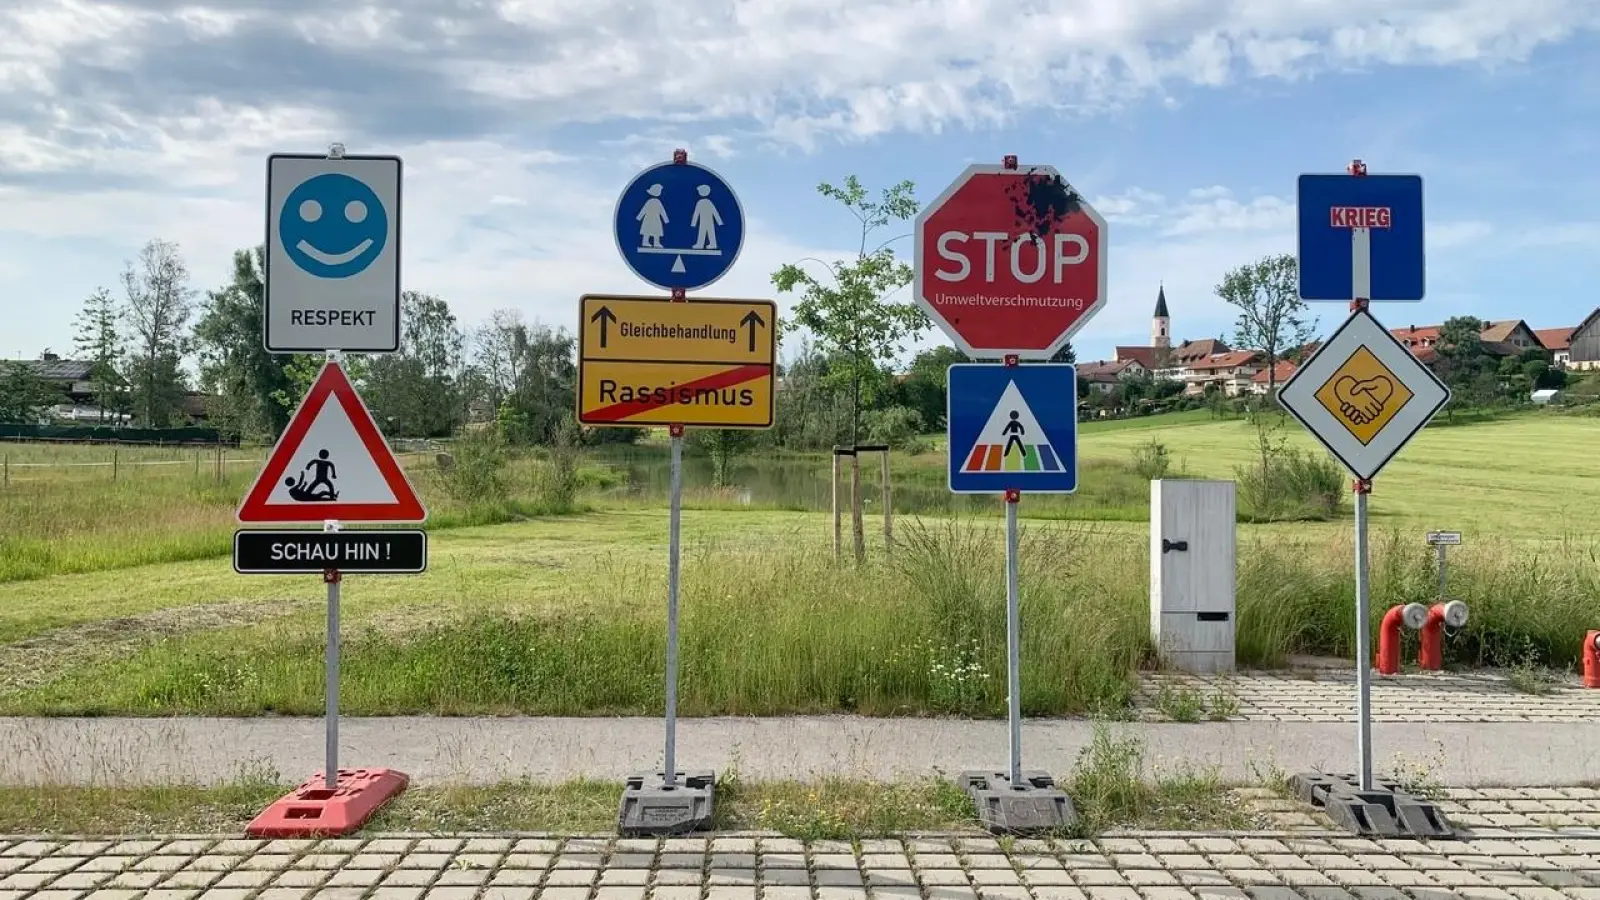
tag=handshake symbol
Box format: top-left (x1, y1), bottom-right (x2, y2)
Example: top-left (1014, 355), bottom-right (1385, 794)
top-left (1332, 375), bottom-right (1395, 426)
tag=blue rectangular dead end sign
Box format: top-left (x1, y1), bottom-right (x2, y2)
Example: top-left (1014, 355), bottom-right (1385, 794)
top-left (947, 363), bottom-right (1078, 494)
top-left (1297, 173), bottom-right (1424, 302)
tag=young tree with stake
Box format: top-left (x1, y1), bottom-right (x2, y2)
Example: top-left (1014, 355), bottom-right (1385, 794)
top-left (771, 176), bottom-right (928, 563)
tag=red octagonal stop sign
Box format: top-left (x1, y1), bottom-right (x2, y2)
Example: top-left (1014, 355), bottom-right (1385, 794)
top-left (914, 163), bottom-right (1108, 359)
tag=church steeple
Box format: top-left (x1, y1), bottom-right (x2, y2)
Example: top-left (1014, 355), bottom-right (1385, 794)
top-left (1151, 283), bottom-right (1170, 349)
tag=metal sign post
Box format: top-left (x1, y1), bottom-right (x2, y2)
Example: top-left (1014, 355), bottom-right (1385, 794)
top-left (240, 298), bottom-right (421, 835)
top-left (663, 422), bottom-right (684, 789)
top-left (1352, 478), bottom-right (1373, 788)
top-left (323, 519), bottom-right (342, 790)
top-left (608, 148), bottom-right (771, 835)
top-left (947, 352), bottom-right (1079, 834)
top-left (1004, 486), bottom-right (1022, 787)
top-left (1426, 531), bottom-right (1461, 600)
top-left (1279, 161), bottom-right (1461, 839)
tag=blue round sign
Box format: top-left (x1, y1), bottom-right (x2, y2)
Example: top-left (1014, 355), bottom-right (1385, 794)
top-left (280, 173), bottom-right (389, 279)
top-left (613, 160), bottom-right (745, 291)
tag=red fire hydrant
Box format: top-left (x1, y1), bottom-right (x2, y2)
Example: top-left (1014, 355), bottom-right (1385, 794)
top-left (1377, 603), bottom-right (1427, 675)
top-left (1418, 601), bottom-right (1469, 671)
top-left (1584, 631), bottom-right (1600, 689)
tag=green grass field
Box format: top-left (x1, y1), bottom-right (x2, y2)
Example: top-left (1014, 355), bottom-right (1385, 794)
top-left (0, 409), bottom-right (1596, 718)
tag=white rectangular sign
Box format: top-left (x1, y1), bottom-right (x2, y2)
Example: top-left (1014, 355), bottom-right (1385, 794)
top-left (265, 153), bottom-right (402, 353)
top-left (1426, 531), bottom-right (1462, 545)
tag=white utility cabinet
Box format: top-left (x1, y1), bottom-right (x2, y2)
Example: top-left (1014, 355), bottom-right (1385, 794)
top-left (1149, 479), bottom-right (1237, 673)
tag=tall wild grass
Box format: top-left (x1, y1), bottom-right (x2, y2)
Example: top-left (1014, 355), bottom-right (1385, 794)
top-left (10, 518), bottom-right (1597, 717)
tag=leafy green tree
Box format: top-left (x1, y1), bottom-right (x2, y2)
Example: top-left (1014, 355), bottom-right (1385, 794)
top-left (770, 338), bottom-right (846, 450)
top-left (471, 310), bottom-right (579, 446)
top-left (71, 287), bottom-right (126, 423)
top-left (1048, 342), bottom-right (1076, 364)
top-left (1434, 316), bottom-right (1495, 413)
top-left (688, 428), bottom-right (756, 487)
top-left (772, 176), bottom-right (928, 563)
top-left (771, 176), bottom-right (928, 446)
top-left (893, 345), bottom-right (967, 431)
top-left (271, 353), bottom-right (369, 417)
top-left (363, 291), bottom-right (467, 437)
top-left (0, 362), bottom-right (64, 424)
top-left (119, 239), bottom-right (194, 427)
top-left (1214, 254), bottom-right (1316, 397)
top-left (862, 405), bottom-right (925, 448)
top-left (192, 247), bottom-right (297, 440)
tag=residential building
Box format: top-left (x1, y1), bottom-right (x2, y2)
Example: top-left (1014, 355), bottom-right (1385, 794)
top-left (1077, 359), bottom-right (1146, 395)
top-left (1184, 350), bottom-right (1263, 397)
top-left (1249, 360), bottom-right (1299, 395)
top-left (0, 354), bottom-right (131, 423)
top-left (1566, 309), bottom-right (1600, 371)
top-left (5, 355), bottom-right (96, 404)
top-left (1391, 319), bottom-right (1542, 359)
top-left (1535, 326), bottom-right (1576, 366)
top-left (1479, 319), bottom-right (1542, 353)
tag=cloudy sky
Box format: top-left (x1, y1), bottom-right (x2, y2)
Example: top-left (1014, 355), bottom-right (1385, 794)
top-left (3, 0), bottom-right (1598, 366)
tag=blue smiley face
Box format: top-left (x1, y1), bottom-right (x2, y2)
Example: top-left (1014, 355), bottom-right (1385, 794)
top-left (279, 173), bottom-right (388, 279)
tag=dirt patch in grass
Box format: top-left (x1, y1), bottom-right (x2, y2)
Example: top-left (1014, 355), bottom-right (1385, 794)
top-left (0, 599), bottom-right (313, 692)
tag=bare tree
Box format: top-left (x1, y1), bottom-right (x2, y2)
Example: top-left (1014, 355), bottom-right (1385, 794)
top-left (473, 308), bottom-right (530, 409)
top-left (120, 239), bottom-right (194, 427)
top-left (1214, 253), bottom-right (1318, 399)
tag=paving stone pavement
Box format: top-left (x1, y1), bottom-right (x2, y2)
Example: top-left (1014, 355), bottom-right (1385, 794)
top-left (1, 791), bottom-right (1599, 900)
top-left (1136, 671), bottom-right (1600, 723)
top-left (4, 827), bottom-right (1600, 900)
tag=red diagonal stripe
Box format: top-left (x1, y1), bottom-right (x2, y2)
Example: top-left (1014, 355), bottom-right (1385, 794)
top-left (585, 364), bottom-right (770, 422)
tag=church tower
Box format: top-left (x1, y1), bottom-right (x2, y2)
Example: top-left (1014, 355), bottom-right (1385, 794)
top-left (1151, 284), bottom-right (1170, 349)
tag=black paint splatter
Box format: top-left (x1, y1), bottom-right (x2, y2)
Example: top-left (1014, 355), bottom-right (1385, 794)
top-left (1004, 167), bottom-right (1083, 243)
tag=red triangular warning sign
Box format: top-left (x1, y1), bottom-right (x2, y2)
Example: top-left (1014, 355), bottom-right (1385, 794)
top-left (237, 360), bottom-right (427, 524)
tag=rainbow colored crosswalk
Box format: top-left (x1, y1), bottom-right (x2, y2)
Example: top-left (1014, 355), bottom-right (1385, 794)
top-left (961, 441), bottom-right (1063, 472)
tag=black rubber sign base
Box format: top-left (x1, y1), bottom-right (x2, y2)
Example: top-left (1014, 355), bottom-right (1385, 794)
top-left (617, 770), bottom-right (716, 836)
top-left (957, 770), bottom-right (1078, 835)
top-left (233, 529), bottom-right (428, 574)
top-left (1289, 771), bottom-right (1456, 839)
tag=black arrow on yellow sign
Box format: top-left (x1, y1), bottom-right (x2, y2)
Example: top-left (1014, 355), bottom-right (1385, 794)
top-left (590, 305), bottom-right (618, 348)
top-left (740, 309), bottom-right (765, 353)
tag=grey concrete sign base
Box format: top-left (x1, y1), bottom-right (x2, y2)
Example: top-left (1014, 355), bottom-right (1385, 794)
top-left (617, 770), bottom-right (715, 836)
top-left (957, 770), bottom-right (1078, 835)
top-left (1289, 771), bottom-right (1456, 839)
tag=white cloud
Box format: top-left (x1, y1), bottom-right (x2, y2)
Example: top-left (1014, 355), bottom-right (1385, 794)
top-left (1, 0), bottom-right (1595, 358)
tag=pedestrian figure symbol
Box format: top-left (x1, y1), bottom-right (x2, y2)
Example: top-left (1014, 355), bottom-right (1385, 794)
top-left (285, 448), bottom-right (339, 502)
top-left (959, 381), bottom-right (1065, 474)
top-left (1001, 411), bottom-right (1026, 458)
top-left (637, 184), bottom-right (668, 249)
top-left (691, 185), bottom-right (722, 250)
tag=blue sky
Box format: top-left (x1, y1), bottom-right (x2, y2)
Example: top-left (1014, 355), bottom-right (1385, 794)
top-left (2, 1), bottom-right (1598, 367)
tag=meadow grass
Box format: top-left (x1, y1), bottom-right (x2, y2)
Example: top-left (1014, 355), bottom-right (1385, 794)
top-left (0, 450), bottom-right (584, 582)
top-left (2, 410), bottom-right (1597, 718)
top-left (3, 510), bottom-right (1595, 717)
top-left (6, 410), bottom-right (1595, 583)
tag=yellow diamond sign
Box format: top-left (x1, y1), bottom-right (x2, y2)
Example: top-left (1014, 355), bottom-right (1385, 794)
top-left (1311, 345), bottom-right (1414, 445)
top-left (1276, 305), bottom-right (1450, 482)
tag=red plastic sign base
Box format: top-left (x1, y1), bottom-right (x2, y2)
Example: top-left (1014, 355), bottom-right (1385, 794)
top-left (245, 767), bottom-right (409, 838)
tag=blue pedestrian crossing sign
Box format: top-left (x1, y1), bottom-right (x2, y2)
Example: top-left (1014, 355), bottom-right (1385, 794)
top-left (947, 364), bottom-right (1078, 494)
top-left (614, 159), bottom-right (745, 292)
